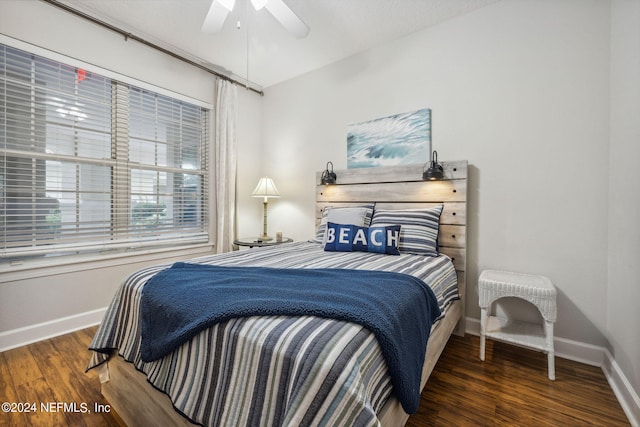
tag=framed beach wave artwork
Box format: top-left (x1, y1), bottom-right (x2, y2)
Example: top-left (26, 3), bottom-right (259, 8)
top-left (347, 108), bottom-right (431, 169)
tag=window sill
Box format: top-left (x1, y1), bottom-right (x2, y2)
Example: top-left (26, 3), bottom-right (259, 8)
top-left (0, 243), bottom-right (215, 284)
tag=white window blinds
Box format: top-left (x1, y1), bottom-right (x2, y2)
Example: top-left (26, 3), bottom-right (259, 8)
top-left (1, 44), bottom-right (209, 260)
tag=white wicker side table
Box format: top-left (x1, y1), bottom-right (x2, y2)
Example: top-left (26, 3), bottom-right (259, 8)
top-left (478, 269), bottom-right (557, 380)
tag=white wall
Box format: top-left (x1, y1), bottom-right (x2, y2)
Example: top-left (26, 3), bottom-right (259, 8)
top-left (608, 0), bottom-right (640, 405)
top-left (254, 0), bottom-right (640, 416)
top-left (236, 88), bottom-right (265, 239)
top-left (259, 0), bottom-right (611, 344)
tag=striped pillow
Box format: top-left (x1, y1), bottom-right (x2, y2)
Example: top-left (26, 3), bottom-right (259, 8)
top-left (370, 206), bottom-right (443, 256)
top-left (313, 205), bottom-right (374, 243)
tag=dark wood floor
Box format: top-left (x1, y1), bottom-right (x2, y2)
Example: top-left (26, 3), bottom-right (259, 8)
top-left (0, 326), bottom-right (125, 427)
top-left (407, 334), bottom-right (630, 427)
top-left (0, 327), bottom-right (630, 426)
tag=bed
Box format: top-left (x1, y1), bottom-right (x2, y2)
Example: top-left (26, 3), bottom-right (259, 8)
top-left (87, 161), bottom-right (468, 426)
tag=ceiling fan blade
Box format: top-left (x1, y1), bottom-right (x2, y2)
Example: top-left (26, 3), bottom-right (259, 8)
top-left (264, 0), bottom-right (309, 38)
top-left (250, 0), bottom-right (268, 10)
top-left (201, 0), bottom-right (232, 33)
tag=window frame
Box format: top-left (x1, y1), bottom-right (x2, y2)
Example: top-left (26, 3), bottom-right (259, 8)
top-left (1, 37), bottom-right (213, 265)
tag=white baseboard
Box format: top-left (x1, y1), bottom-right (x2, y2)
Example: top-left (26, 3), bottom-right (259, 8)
top-left (602, 348), bottom-right (640, 427)
top-left (0, 307), bottom-right (106, 353)
top-left (465, 316), bottom-right (639, 426)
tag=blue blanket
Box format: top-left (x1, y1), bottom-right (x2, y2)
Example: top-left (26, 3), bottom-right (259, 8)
top-left (140, 262), bottom-right (441, 414)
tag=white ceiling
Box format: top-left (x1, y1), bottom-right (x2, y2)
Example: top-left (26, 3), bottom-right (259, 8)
top-left (58, 0), bottom-right (500, 89)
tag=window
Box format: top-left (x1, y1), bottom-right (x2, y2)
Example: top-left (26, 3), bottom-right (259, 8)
top-left (1, 44), bottom-right (209, 261)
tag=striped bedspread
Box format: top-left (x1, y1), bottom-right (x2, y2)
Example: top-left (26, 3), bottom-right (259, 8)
top-left (88, 241), bottom-right (458, 427)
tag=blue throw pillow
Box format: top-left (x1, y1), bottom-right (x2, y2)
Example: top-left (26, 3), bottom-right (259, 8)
top-left (323, 222), bottom-right (401, 255)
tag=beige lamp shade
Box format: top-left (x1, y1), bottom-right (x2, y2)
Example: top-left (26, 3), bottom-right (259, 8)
top-left (251, 177), bottom-right (281, 201)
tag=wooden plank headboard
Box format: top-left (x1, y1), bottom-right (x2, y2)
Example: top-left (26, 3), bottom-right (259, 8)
top-left (315, 161), bottom-right (468, 334)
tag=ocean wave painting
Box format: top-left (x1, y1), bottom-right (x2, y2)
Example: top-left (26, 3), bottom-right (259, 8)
top-left (347, 108), bottom-right (431, 169)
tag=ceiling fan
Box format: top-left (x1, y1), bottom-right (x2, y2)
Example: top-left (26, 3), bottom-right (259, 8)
top-left (202, 0), bottom-right (309, 38)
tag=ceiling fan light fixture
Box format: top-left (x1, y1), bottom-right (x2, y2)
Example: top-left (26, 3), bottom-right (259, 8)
top-left (250, 0), bottom-right (269, 11)
top-left (202, 0), bottom-right (308, 38)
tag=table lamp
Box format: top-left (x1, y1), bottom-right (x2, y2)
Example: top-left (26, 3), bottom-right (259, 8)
top-left (251, 176), bottom-right (280, 240)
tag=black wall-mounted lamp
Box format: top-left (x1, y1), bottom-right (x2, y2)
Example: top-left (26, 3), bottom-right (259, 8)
top-left (321, 161), bottom-right (337, 185)
top-left (423, 150), bottom-right (444, 180)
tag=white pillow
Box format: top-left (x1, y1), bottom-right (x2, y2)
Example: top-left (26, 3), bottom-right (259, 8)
top-left (313, 205), bottom-right (374, 243)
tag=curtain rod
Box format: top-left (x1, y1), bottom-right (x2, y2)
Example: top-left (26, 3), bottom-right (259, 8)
top-left (40, 0), bottom-right (264, 96)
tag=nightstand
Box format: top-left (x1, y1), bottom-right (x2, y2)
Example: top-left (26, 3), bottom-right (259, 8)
top-left (478, 269), bottom-right (557, 380)
top-left (233, 237), bottom-right (293, 248)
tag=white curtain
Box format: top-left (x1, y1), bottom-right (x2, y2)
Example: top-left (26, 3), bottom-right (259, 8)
top-left (214, 79), bottom-right (238, 253)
